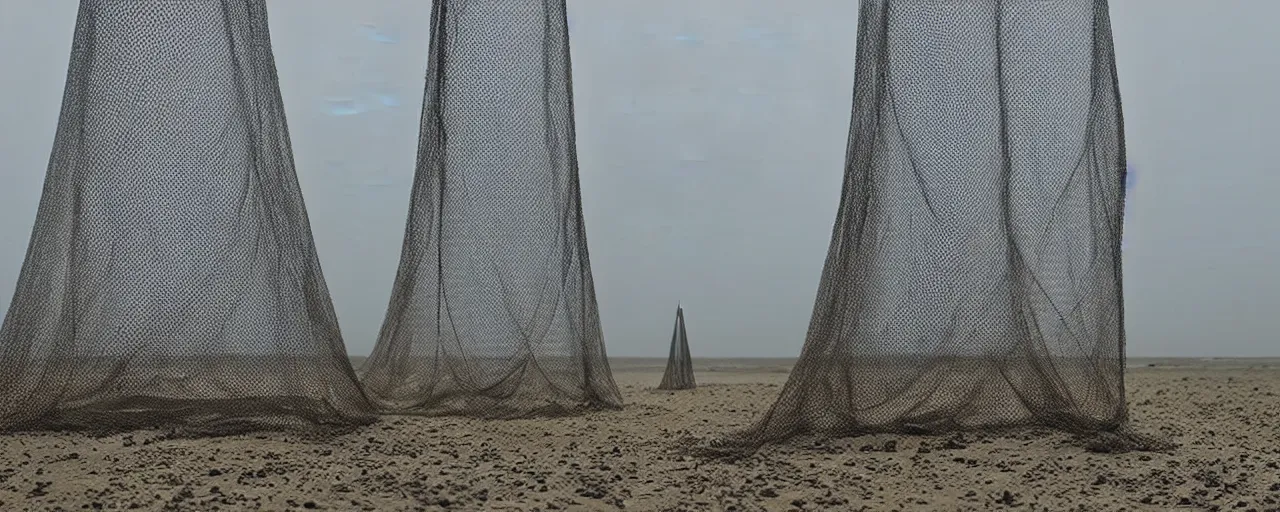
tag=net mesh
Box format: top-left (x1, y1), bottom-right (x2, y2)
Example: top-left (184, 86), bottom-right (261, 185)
top-left (358, 0), bottom-right (623, 417)
top-left (709, 0), bottom-right (1165, 453)
top-left (658, 306), bottom-right (695, 391)
top-left (0, 0), bottom-right (374, 433)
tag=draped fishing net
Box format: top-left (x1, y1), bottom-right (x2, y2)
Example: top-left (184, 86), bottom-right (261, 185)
top-left (358, 0), bottom-right (623, 417)
top-left (658, 306), bottom-right (695, 391)
top-left (0, 0), bottom-right (374, 433)
top-left (703, 0), bottom-right (1168, 454)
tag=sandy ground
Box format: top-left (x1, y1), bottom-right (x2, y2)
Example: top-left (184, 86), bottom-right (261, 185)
top-left (1, 358), bottom-right (1278, 511)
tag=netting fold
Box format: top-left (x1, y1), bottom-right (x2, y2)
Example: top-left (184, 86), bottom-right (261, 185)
top-left (704, 0), bottom-right (1167, 453)
top-left (0, 0), bottom-right (374, 434)
top-left (358, 0), bottom-right (623, 417)
top-left (657, 305), bottom-right (695, 390)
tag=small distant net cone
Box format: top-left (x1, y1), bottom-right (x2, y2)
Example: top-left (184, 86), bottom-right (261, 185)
top-left (358, 0), bottom-right (623, 418)
top-left (710, 0), bottom-right (1165, 453)
top-left (0, 0), bottom-right (375, 434)
top-left (657, 306), bottom-right (695, 390)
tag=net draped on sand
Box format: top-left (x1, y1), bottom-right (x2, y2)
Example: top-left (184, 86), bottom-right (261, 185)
top-left (657, 306), bottom-right (695, 391)
top-left (701, 0), bottom-right (1167, 454)
top-left (0, 0), bottom-right (374, 433)
top-left (357, 0), bottom-right (624, 417)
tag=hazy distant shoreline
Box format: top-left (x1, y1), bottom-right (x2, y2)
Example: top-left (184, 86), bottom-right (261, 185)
top-left (348, 356), bottom-right (1280, 372)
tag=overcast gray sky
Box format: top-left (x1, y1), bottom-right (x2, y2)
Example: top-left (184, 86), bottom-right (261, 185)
top-left (1, 1), bottom-right (1276, 358)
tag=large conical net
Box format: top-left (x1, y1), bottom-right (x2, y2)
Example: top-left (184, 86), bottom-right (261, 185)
top-left (358, 0), bottom-right (623, 418)
top-left (658, 306), bottom-right (695, 391)
top-left (709, 0), bottom-right (1165, 453)
top-left (0, 0), bottom-right (374, 433)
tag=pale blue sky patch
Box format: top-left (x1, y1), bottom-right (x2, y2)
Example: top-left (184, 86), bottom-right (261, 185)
top-left (673, 33), bottom-right (701, 45)
top-left (359, 22), bottom-right (397, 44)
top-left (373, 92), bottom-right (400, 108)
top-left (740, 26), bottom-right (788, 49)
top-left (324, 98), bottom-right (367, 116)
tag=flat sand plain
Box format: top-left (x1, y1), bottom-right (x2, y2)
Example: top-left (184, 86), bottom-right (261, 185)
top-left (1, 358), bottom-right (1277, 511)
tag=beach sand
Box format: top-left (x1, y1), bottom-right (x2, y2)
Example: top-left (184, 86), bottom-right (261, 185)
top-left (1, 358), bottom-right (1277, 511)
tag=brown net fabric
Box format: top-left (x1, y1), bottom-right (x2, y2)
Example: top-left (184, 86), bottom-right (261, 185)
top-left (358, 0), bottom-right (623, 418)
top-left (704, 0), bottom-right (1167, 454)
top-left (657, 306), bottom-right (695, 391)
top-left (0, 0), bottom-right (374, 434)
